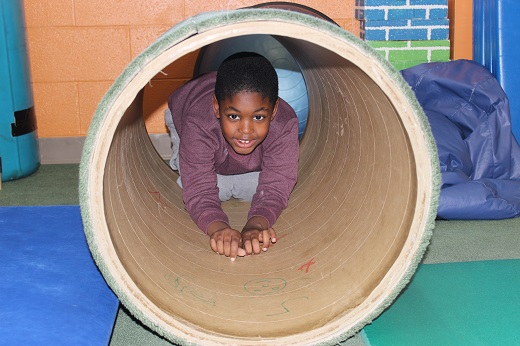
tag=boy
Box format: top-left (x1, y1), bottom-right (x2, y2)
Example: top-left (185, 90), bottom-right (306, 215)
top-left (165, 52), bottom-right (299, 261)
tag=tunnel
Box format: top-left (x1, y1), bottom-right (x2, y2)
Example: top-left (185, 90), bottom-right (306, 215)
top-left (79, 8), bottom-right (440, 346)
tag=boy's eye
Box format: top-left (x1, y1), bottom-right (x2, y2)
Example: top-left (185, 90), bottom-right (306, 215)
top-left (253, 115), bottom-right (266, 121)
top-left (227, 114), bottom-right (239, 120)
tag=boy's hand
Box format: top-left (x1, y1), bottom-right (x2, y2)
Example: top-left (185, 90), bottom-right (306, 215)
top-left (207, 221), bottom-right (246, 261)
top-left (241, 216), bottom-right (276, 255)
top-left (241, 227), bottom-right (277, 255)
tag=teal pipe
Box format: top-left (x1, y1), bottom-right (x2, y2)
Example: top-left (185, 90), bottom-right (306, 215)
top-left (0, 0), bottom-right (39, 181)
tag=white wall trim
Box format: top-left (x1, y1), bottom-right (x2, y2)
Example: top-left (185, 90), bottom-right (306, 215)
top-left (39, 134), bottom-right (173, 164)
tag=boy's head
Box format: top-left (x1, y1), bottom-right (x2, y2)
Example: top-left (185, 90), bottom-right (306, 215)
top-left (214, 52), bottom-right (278, 104)
top-left (213, 52), bottom-right (280, 155)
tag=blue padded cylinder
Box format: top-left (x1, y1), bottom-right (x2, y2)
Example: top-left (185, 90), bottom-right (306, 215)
top-left (0, 0), bottom-right (40, 182)
top-left (473, 0), bottom-right (520, 141)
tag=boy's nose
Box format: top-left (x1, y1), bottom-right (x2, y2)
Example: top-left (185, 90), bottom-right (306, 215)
top-left (239, 120), bottom-right (253, 134)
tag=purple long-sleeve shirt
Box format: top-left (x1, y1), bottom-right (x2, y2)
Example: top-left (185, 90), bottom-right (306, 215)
top-left (168, 72), bottom-right (299, 233)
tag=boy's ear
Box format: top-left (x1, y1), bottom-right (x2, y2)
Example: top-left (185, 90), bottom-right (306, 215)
top-left (212, 94), bottom-right (220, 119)
top-left (271, 98), bottom-right (280, 120)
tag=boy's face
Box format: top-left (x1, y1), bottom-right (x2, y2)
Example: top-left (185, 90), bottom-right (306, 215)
top-left (212, 91), bottom-right (279, 155)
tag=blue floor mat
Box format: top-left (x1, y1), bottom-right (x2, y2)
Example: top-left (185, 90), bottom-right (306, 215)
top-left (0, 205), bottom-right (119, 346)
top-left (363, 260), bottom-right (520, 346)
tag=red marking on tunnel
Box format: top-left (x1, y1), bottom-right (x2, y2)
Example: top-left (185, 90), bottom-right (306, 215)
top-left (148, 190), bottom-right (161, 202)
top-left (298, 258), bottom-right (316, 273)
top-left (275, 234), bottom-right (288, 243)
top-left (148, 190), bottom-right (167, 209)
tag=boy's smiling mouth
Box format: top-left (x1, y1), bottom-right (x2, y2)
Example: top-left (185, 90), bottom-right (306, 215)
top-left (235, 138), bottom-right (255, 148)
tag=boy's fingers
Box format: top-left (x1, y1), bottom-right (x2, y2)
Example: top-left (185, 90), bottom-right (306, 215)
top-left (237, 248), bottom-right (247, 257)
top-left (211, 239), bottom-right (224, 256)
top-left (217, 239), bottom-right (225, 256)
top-left (244, 239), bottom-right (253, 255)
top-left (269, 227), bottom-right (277, 243)
top-left (210, 229), bottom-right (244, 258)
top-left (224, 236), bottom-right (231, 257)
top-left (229, 238), bottom-right (240, 259)
top-left (241, 232), bottom-right (253, 254)
top-left (251, 238), bottom-right (262, 254)
top-left (261, 230), bottom-right (271, 251)
top-left (210, 238), bottom-right (218, 253)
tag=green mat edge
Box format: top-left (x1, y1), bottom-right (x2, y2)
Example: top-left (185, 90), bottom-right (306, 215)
top-left (361, 259), bottom-right (520, 346)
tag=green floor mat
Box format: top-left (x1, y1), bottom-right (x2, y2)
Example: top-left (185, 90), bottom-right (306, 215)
top-left (362, 260), bottom-right (520, 346)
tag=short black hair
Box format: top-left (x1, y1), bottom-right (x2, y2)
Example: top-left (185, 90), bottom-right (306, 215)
top-left (214, 52), bottom-right (278, 104)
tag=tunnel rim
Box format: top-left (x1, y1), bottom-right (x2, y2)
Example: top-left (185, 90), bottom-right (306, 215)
top-left (79, 9), bottom-right (440, 346)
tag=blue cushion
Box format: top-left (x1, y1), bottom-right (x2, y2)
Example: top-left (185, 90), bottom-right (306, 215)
top-left (401, 60), bottom-right (520, 219)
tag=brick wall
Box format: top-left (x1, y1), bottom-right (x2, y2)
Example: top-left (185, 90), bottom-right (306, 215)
top-left (23, 1), bottom-right (358, 138)
top-left (22, 0), bottom-right (471, 139)
top-left (356, 0), bottom-right (451, 70)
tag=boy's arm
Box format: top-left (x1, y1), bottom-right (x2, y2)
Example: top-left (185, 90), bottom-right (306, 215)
top-left (179, 119), bottom-right (229, 234)
top-left (184, 155), bottom-right (247, 260)
top-left (247, 116), bottom-right (299, 227)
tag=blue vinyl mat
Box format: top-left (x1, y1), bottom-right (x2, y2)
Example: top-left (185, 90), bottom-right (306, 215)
top-left (363, 259), bottom-right (520, 346)
top-left (0, 205), bottom-right (119, 346)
